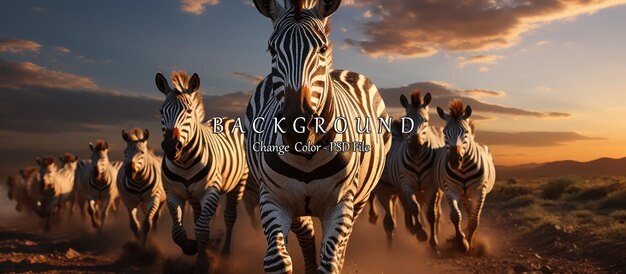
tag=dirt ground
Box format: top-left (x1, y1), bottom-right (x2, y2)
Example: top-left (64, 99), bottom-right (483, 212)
top-left (0, 185), bottom-right (616, 274)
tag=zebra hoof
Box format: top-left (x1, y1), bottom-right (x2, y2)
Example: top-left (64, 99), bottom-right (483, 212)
top-left (415, 228), bottom-right (428, 242)
top-left (181, 240), bottom-right (198, 256)
top-left (457, 238), bottom-right (470, 253)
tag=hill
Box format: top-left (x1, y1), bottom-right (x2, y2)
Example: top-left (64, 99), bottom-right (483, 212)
top-left (496, 157), bottom-right (626, 179)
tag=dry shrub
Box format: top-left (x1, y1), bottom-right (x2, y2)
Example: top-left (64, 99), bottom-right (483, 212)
top-left (541, 177), bottom-right (579, 200)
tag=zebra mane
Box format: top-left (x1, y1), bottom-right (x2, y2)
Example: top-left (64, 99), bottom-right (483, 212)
top-left (170, 70), bottom-right (206, 121)
top-left (128, 128), bottom-right (145, 142)
top-left (61, 153), bottom-right (77, 163)
top-left (42, 156), bottom-right (55, 166)
top-left (94, 139), bottom-right (108, 151)
top-left (449, 99), bottom-right (465, 119)
top-left (171, 70), bottom-right (190, 93)
top-left (411, 90), bottom-right (423, 106)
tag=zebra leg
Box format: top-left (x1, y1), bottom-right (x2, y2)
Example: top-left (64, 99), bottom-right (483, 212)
top-left (367, 192), bottom-right (378, 224)
top-left (243, 176), bottom-right (260, 230)
top-left (98, 198), bottom-right (113, 232)
top-left (399, 181), bottom-right (428, 241)
top-left (222, 182), bottom-right (245, 256)
top-left (291, 216), bottom-right (316, 274)
top-left (127, 204), bottom-right (141, 240)
top-left (152, 199), bottom-right (165, 233)
top-left (167, 194), bottom-right (197, 255)
top-left (445, 191), bottom-right (469, 253)
top-left (259, 187), bottom-right (293, 274)
top-left (87, 199), bottom-right (100, 229)
top-left (382, 195), bottom-right (396, 249)
top-left (194, 187), bottom-right (221, 272)
top-left (426, 188), bottom-right (443, 251)
top-left (318, 196), bottom-right (356, 274)
top-left (142, 194), bottom-right (162, 246)
top-left (466, 188), bottom-right (487, 252)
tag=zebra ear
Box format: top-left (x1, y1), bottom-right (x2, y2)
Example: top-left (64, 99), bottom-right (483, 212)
top-left (316, 0), bottom-right (341, 18)
top-left (89, 142), bottom-right (95, 151)
top-left (143, 129), bottom-right (149, 141)
top-left (155, 73), bottom-right (170, 95)
top-left (188, 73), bottom-right (200, 94)
top-left (437, 107), bottom-right (449, 121)
top-left (423, 93), bottom-right (432, 107)
top-left (252, 0), bottom-right (282, 20)
top-left (463, 105), bottom-right (472, 119)
top-left (121, 130), bottom-right (130, 142)
top-left (400, 94), bottom-right (409, 109)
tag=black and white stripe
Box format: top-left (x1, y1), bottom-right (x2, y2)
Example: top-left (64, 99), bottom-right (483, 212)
top-left (434, 101), bottom-right (496, 253)
top-left (155, 71), bottom-right (249, 266)
top-left (247, 1), bottom-right (391, 273)
top-left (76, 140), bottom-right (122, 231)
top-left (117, 128), bottom-right (166, 246)
top-left (369, 92), bottom-right (446, 249)
top-left (34, 154), bottom-right (78, 231)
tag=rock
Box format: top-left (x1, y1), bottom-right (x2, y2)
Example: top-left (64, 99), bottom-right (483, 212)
top-left (513, 264), bottom-right (530, 273)
top-left (534, 253), bottom-right (542, 259)
top-left (540, 265), bottom-right (553, 273)
top-left (65, 248), bottom-right (81, 259)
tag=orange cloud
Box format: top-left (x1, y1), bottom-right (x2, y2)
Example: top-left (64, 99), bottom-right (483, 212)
top-left (180, 0), bottom-right (219, 15)
top-left (456, 54), bottom-right (503, 68)
top-left (0, 38), bottom-right (41, 54)
top-left (0, 59), bottom-right (98, 90)
top-left (233, 71), bottom-right (265, 84)
top-left (344, 0), bottom-right (626, 59)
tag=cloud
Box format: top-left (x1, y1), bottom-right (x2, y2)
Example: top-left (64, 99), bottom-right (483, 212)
top-left (537, 86), bottom-right (554, 92)
top-left (180, 0), bottom-right (219, 15)
top-left (0, 38), bottom-right (42, 54)
top-left (379, 81), bottom-right (571, 118)
top-left (536, 40), bottom-right (550, 46)
top-left (233, 71), bottom-right (265, 84)
top-left (478, 66), bottom-right (490, 73)
top-left (363, 10), bottom-right (373, 18)
top-left (344, 0), bottom-right (626, 59)
top-left (476, 131), bottom-right (604, 147)
top-left (457, 89), bottom-right (505, 97)
top-left (0, 58), bottom-right (98, 90)
top-left (456, 54), bottom-right (503, 68)
top-left (55, 46), bottom-right (71, 54)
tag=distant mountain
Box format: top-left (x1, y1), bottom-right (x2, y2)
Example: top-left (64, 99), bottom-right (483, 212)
top-left (496, 157), bottom-right (626, 179)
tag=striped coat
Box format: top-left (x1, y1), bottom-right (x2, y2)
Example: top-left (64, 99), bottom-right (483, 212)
top-left (247, 1), bottom-right (391, 272)
top-left (434, 100), bottom-right (496, 253)
top-left (35, 154), bottom-right (78, 230)
top-left (155, 71), bottom-right (249, 266)
top-left (76, 140), bottom-right (122, 231)
top-left (117, 128), bottom-right (165, 246)
top-left (369, 92), bottom-right (446, 250)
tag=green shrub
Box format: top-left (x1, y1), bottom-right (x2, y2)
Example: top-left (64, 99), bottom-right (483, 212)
top-left (542, 177), bottom-right (579, 200)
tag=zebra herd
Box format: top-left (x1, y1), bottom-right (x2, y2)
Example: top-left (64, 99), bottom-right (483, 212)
top-left (3, 0), bottom-right (496, 273)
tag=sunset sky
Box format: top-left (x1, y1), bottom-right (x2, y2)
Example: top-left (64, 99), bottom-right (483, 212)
top-left (1, 0), bottom-right (626, 177)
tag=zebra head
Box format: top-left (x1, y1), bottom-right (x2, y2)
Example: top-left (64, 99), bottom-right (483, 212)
top-left (400, 91), bottom-right (432, 146)
top-left (254, 0), bottom-right (340, 145)
top-left (58, 152), bottom-right (78, 171)
top-left (155, 71), bottom-right (204, 161)
top-left (122, 128), bottom-right (150, 176)
top-left (89, 140), bottom-right (111, 181)
top-left (437, 99), bottom-right (474, 170)
top-left (36, 156), bottom-right (57, 194)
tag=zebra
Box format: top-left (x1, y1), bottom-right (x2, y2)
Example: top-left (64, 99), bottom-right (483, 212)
top-left (6, 167), bottom-right (39, 213)
top-left (117, 128), bottom-right (166, 246)
top-left (368, 91), bottom-right (446, 250)
top-left (155, 71), bottom-right (249, 269)
top-left (434, 99), bottom-right (496, 253)
top-left (246, 0), bottom-right (391, 272)
top-left (34, 154), bottom-right (78, 230)
top-left (76, 140), bottom-right (123, 231)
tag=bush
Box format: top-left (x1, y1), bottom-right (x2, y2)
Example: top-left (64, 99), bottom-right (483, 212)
top-left (505, 194), bottom-right (537, 208)
top-left (573, 186), bottom-right (610, 201)
top-left (599, 191), bottom-right (626, 210)
top-left (541, 177), bottom-right (578, 200)
top-left (493, 185), bottom-right (533, 199)
top-left (609, 210), bottom-right (626, 222)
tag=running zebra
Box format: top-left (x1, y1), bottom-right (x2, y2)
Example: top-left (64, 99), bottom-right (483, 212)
top-left (434, 99), bottom-right (496, 253)
top-left (76, 140), bottom-right (122, 231)
top-left (117, 128), bottom-right (165, 246)
top-left (369, 92), bottom-right (446, 249)
top-left (155, 71), bottom-right (249, 268)
top-left (6, 167), bottom-right (39, 213)
top-left (246, 0), bottom-right (391, 272)
top-left (34, 153), bottom-right (78, 230)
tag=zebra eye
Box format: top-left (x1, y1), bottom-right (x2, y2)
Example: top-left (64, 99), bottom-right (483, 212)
top-left (319, 45), bottom-right (328, 55)
top-left (267, 46), bottom-right (276, 56)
